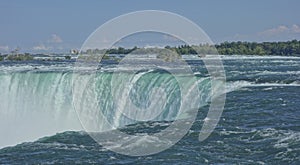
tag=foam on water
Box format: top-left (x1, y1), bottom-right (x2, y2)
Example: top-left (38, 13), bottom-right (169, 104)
top-left (0, 68), bottom-right (216, 148)
top-left (0, 56), bottom-right (299, 163)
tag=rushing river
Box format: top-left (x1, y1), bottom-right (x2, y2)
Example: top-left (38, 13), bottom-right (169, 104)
top-left (0, 55), bottom-right (299, 164)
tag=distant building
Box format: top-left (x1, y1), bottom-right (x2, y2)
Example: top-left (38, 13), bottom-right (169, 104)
top-left (70, 49), bottom-right (79, 55)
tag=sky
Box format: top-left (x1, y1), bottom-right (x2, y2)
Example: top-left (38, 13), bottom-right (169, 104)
top-left (1, 0), bottom-right (300, 53)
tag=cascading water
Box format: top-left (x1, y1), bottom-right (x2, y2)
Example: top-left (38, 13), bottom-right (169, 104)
top-left (0, 69), bottom-right (213, 148)
top-left (0, 71), bottom-right (82, 148)
top-left (1, 56), bottom-right (300, 163)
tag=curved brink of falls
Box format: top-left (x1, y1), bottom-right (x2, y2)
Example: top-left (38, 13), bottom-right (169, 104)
top-left (0, 70), bottom-right (217, 148)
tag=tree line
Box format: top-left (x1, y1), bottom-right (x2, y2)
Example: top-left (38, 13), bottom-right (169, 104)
top-left (82, 40), bottom-right (300, 56)
top-left (216, 40), bottom-right (300, 55)
top-left (1, 40), bottom-right (300, 62)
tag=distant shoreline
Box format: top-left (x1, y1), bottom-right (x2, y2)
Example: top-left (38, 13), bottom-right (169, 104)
top-left (1, 40), bottom-right (299, 61)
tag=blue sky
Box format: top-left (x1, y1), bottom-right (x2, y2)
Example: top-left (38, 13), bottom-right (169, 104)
top-left (1, 0), bottom-right (300, 53)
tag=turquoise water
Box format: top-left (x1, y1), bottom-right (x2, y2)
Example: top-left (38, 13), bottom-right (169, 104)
top-left (0, 56), bottom-right (299, 164)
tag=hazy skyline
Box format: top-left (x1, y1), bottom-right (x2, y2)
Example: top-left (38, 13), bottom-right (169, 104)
top-left (1, 0), bottom-right (300, 53)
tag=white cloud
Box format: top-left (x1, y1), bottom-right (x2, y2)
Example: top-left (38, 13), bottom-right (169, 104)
top-left (31, 34), bottom-right (64, 52)
top-left (258, 24), bottom-right (300, 37)
top-left (32, 44), bottom-right (51, 51)
top-left (162, 34), bottom-right (179, 42)
top-left (229, 24), bottom-right (300, 42)
top-left (48, 34), bottom-right (63, 43)
top-left (258, 25), bottom-right (288, 36)
top-left (291, 24), bottom-right (300, 33)
top-left (0, 45), bottom-right (9, 52)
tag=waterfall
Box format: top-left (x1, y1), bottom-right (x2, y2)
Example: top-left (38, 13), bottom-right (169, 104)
top-left (0, 72), bottom-right (82, 147)
top-left (0, 70), bottom-right (213, 148)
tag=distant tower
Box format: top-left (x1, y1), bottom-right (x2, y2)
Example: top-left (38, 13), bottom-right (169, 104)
top-left (11, 47), bottom-right (20, 55)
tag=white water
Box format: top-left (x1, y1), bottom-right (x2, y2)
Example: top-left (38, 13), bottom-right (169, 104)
top-left (0, 72), bottom-right (82, 148)
top-left (0, 71), bottom-right (214, 148)
top-left (1, 55), bottom-right (298, 148)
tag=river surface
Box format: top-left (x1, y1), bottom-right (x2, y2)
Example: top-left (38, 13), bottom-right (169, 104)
top-left (0, 55), bottom-right (299, 164)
